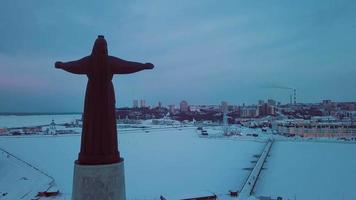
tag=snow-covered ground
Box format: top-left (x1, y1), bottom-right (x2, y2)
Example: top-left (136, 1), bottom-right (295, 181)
top-left (122, 128), bottom-right (264, 199)
top-left (0, 126), bottom-right (264, 200)
top-left (0, 148), bottom-right (53, 199)
top-left (254, 141), bottom-right (356, 200)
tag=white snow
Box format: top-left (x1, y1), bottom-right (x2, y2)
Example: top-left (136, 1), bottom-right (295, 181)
top-left (0, 125), bottom-right (264, 199)
top-left (254, 141), bottom-right (356, 200)
top-left (0, 148), bottom-right (53, 200)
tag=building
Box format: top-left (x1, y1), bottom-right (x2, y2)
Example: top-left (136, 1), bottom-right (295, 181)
top-left (48, 120), bottom-right (56, 135)
top-left (140, 99), bottom-right (146, 108)
top-left (221, 101), bottom-right (228, 113)
top-left (241, 106), bottom-right (259, 118)
top-left (189, 105), bottom-right (200, 112)
top-left (180, 100), bottom-right (189, 112)
top-left (133, 100), bottom-right (139, 108)
top-left (275, 120), bottom-right (356, 138)
top-left (322, 100), bottom-right (332, 105)
top-left (23, 127), bottom-right (42, 134)
top-left (168, 105), bottom-right (176, 114)
top-left (259, 103), bottom-right (275, 117)
top-left (158, 101), bottom-right (162, 108)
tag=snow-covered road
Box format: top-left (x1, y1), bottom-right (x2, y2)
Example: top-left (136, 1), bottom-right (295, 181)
top-left (238, 140), bottom-right (273, 199)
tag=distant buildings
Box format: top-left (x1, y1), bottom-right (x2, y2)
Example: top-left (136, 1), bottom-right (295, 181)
top-left (275, 119), bottom-right (356, 138)
top-left (189, 105), bottom-right (200, 112)
top-left (133, 100), bottom-right (139, 108)
top-left (241, 106), bottom-right (259, 118)
top-left (259, 103), bottom-right (275, 117)
top-left (168, 105), bottom-right (176, 114)
top-left (258, 100), bottom-right (264, 105)
top-left (140, 99), bottom-right (146, 108)
top-left (221, 101), bottom-right (228, 113)
top-left (48, 120), bottom-right (57, 135)
top-left (180, 100), bottom-right (189, 112)
top-left (322, 100), bottom-right (332, 105)
top-left (267, 99), bottom-right (276, 106)
top-left (133, 99), bottom-right (147, 108)
top-left (236, 99), bottom-right (278, 118)
top-left (120, 99), bottom-right (356, 132)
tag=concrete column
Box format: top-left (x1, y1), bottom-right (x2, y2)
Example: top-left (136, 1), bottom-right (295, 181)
top-left (72, 159), bottom-right (125, 200)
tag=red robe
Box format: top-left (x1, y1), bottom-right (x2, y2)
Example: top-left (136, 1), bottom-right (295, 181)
top-left (58, 36), bottom-right (149, 165)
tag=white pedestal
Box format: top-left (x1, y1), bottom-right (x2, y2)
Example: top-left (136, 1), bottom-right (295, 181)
top-left (72, 160), bottom-right (126, 200)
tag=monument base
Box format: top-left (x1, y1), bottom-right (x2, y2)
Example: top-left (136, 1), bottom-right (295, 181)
top-left (72, 159), bottom-right (125, 200)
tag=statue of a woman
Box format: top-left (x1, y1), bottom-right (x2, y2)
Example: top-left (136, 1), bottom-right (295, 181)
top-left (55, 35), bottom-right (154, 165)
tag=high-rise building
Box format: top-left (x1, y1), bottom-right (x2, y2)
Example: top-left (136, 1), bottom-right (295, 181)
top-left (158, 101), bottom-right (162, 108)
top-left (140, 99), bottom-right (146, 108)
top-left (133, 100), bottom-right (139, 108)
top-left (180, 100), bottom-right (189, 112)
top-left (322, 100), bottom-right (332, 105)
top-left (259, 103), bottom-right (275, 117)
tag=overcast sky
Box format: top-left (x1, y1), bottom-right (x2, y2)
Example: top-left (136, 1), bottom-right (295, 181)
top-left (0, 0), bottom-right (356, 112)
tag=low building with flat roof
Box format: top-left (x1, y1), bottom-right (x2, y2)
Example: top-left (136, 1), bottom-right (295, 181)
top-left (275, 120), bottom-right (356, 138)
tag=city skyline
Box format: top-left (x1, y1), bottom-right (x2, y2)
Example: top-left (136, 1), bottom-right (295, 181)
top-left (127, 98), bottom-right (351, 109)
top-left (1, 0), bottom-right (356, 112)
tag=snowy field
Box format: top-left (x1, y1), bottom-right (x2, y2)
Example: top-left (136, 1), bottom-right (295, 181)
top-left (254, 141), bottom-right (356, 200)
top-left (0, 126), bottom-right (264, 200)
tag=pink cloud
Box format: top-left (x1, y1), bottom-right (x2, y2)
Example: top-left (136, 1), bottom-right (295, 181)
top-left (0, 73), bottom-right (49, 92)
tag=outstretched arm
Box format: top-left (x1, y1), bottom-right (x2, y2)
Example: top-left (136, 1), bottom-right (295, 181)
top-left (55, 56), bottom-right (90, 74)
top-left (109, 56), bottom-right (154, 74)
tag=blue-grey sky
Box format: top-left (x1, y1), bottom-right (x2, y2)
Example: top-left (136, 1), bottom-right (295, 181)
top-left (0, 0), bottom-right (356, 112)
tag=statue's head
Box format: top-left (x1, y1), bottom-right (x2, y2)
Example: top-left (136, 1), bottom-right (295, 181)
top-left (91, 35), bottom-right (108, 56)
